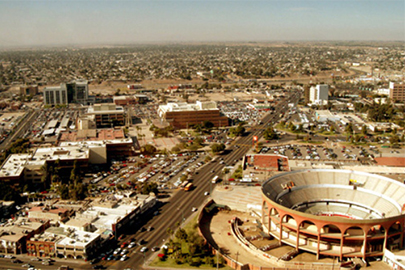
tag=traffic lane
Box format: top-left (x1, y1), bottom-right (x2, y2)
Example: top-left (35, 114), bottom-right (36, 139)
top-left (109, 100), bottom-right (288, 269)
top-left (109, 169), bottom-right (214, 269)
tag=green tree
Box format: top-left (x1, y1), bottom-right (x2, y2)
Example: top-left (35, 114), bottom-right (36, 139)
top-left (210, 143), bottom-right (225, 154)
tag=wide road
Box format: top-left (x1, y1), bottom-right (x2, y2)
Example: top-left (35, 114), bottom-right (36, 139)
top-left (92, 91), bottom-right (301, 270)
top-left (0, 93), bottom-right (300, 270)
top-left (0, 108), bottom-right (39, 151)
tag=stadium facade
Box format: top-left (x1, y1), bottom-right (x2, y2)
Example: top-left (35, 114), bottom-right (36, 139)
top-left (262, 169), bottom-right (405, 260)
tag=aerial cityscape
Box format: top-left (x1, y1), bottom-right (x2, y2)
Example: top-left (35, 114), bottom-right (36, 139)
top-left (0, 1), bottom-right (404, 270)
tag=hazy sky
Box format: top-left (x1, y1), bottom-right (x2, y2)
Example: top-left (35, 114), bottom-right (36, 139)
top-left (0, 0), bottom-right (404, 47)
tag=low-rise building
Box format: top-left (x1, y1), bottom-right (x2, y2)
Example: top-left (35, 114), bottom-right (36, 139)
top-left (0, 218), bottom-right (50, 254)
top-left (158, 101), bottom-right (228, 129)
top-left (0, 146), bottom-right (90, 184)
top-left (86, 104), bottom-right (125, 128)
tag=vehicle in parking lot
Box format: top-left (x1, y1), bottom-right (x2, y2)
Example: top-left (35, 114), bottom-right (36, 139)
top-left (140, 246), bottom-right (148, 252)
top-left (120, 255), bottom-right (128, 261)
top-left (192, 207), bottom-right (198, 212)
top-left (151, 246), bottom-right (160, 252)
top-left (204, 191), bottom-right (209, 196)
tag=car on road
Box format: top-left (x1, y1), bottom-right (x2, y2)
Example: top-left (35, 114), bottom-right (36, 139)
top-left (22, 264), bottom-right (33, 267)
top-left (140, 246), bottom-right (148, 253)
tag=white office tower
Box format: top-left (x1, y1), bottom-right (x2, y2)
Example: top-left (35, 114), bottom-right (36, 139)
top-left (309, 84), bottom-right (329, 105)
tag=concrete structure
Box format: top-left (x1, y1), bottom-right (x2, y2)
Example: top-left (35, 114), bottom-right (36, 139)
top-left (389, 82), bottom-right (405, 102)
top-left (66, 80), bottom-right (89, 105)
top-left (43, 84), bottom-right (68, 106)
top-left (0, 218), bottom-right (50, 254)
top-left (78, 194), bottom-right (157, 237)
top-left (309, 84), bottom-right (329, 105)
top-left (59, 136), bottom-right (135, 162)
top-left (113, 95), bottom-right (136, 106)
top-left (158, 101), bottom-right (228, 129)
top-left (315, 110), bottom-right (340, 122)
top-left (86, 104), bottom-right (125, 128)
top-left (27, 226), bottom-right (100, 259)
top-left (20, 85), bottom-right (39, 96)
top-left (0, 146), bottom-right (90, 184)
top-left (262, 169), bottom-right (405, 261)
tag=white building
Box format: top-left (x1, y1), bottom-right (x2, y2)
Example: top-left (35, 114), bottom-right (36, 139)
top-left (309, 84), bottom-right (329, 105)
top-left (43, 84), bottom-right (68, 105)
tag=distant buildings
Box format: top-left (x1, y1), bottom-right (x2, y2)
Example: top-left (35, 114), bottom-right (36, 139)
top-left (389, 82), bottom-right (405, 102)
top-left (309, 84), bottom-right (329, 105)
top-left (43, 84), bottom-right (68, 106)
top-left (158, 101), bottom-right (228, 129)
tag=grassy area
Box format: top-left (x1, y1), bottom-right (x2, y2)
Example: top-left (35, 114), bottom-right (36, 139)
top-left (149, 215), bottom-right (233, 269)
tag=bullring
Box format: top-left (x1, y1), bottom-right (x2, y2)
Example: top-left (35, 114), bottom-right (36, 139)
top-left (261, 169), bottom-right (405, 260)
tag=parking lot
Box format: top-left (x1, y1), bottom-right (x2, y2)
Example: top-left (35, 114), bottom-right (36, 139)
top-left (87, 152), bottom-right (209, 197)
top-left (259, 143), bottom-right (385, 162)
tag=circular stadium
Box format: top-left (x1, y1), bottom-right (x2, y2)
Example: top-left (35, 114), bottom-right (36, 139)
top-left (261, 169), bottom-right (405, 260)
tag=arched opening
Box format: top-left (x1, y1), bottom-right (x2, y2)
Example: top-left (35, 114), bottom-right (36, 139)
top-left (320, 224), bottom-right (342, 253)
top-left (269, 208), bottom-right (280, 234)
top-left (76, 255), bottom-right (83, 260)
top-left (388, 222), bottom-right (401, 235)
top-left (387, 222), bottom-right (402, 251)
top-left (366, 225), bottom-right (385, 253)
top-left (343, 226), bottom-right (365, 255)
top-left (281, 214), bottom-right (296, 241)
top-left (282, 214), bottom-right (297, 228)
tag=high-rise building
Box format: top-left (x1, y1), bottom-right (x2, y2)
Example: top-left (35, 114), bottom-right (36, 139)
top-left (66, 80), bottom-right (89, 104)
top-left (309, 84), bottom-right (329, 105)
top-left (389, 82), bottom-right (405, 102)
top-left (43, 84), bottom-right (67, 106)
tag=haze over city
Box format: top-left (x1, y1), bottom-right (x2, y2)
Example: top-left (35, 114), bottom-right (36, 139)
top-left (0, 0), bottom-right (404, 47)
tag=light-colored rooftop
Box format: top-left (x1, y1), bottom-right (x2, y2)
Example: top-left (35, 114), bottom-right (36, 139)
top-left (0, 146), bottom-right (90, 178)
top-left (56, 228), bottom-right (99, 248)
top-left (158, 100), bottom-right (218, 115)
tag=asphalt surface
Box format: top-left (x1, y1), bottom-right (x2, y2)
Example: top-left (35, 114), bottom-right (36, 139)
top-left (106, 91), bottom-right (301, 270)
top-left (0, 92), bottom-right (299, 270)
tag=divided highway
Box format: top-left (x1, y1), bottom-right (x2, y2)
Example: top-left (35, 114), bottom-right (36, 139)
top-left (99, 92), bottom-right (300, 269)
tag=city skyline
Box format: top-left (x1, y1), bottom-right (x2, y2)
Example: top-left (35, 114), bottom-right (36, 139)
top-left (0, 0), bottom-right (404, 48)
